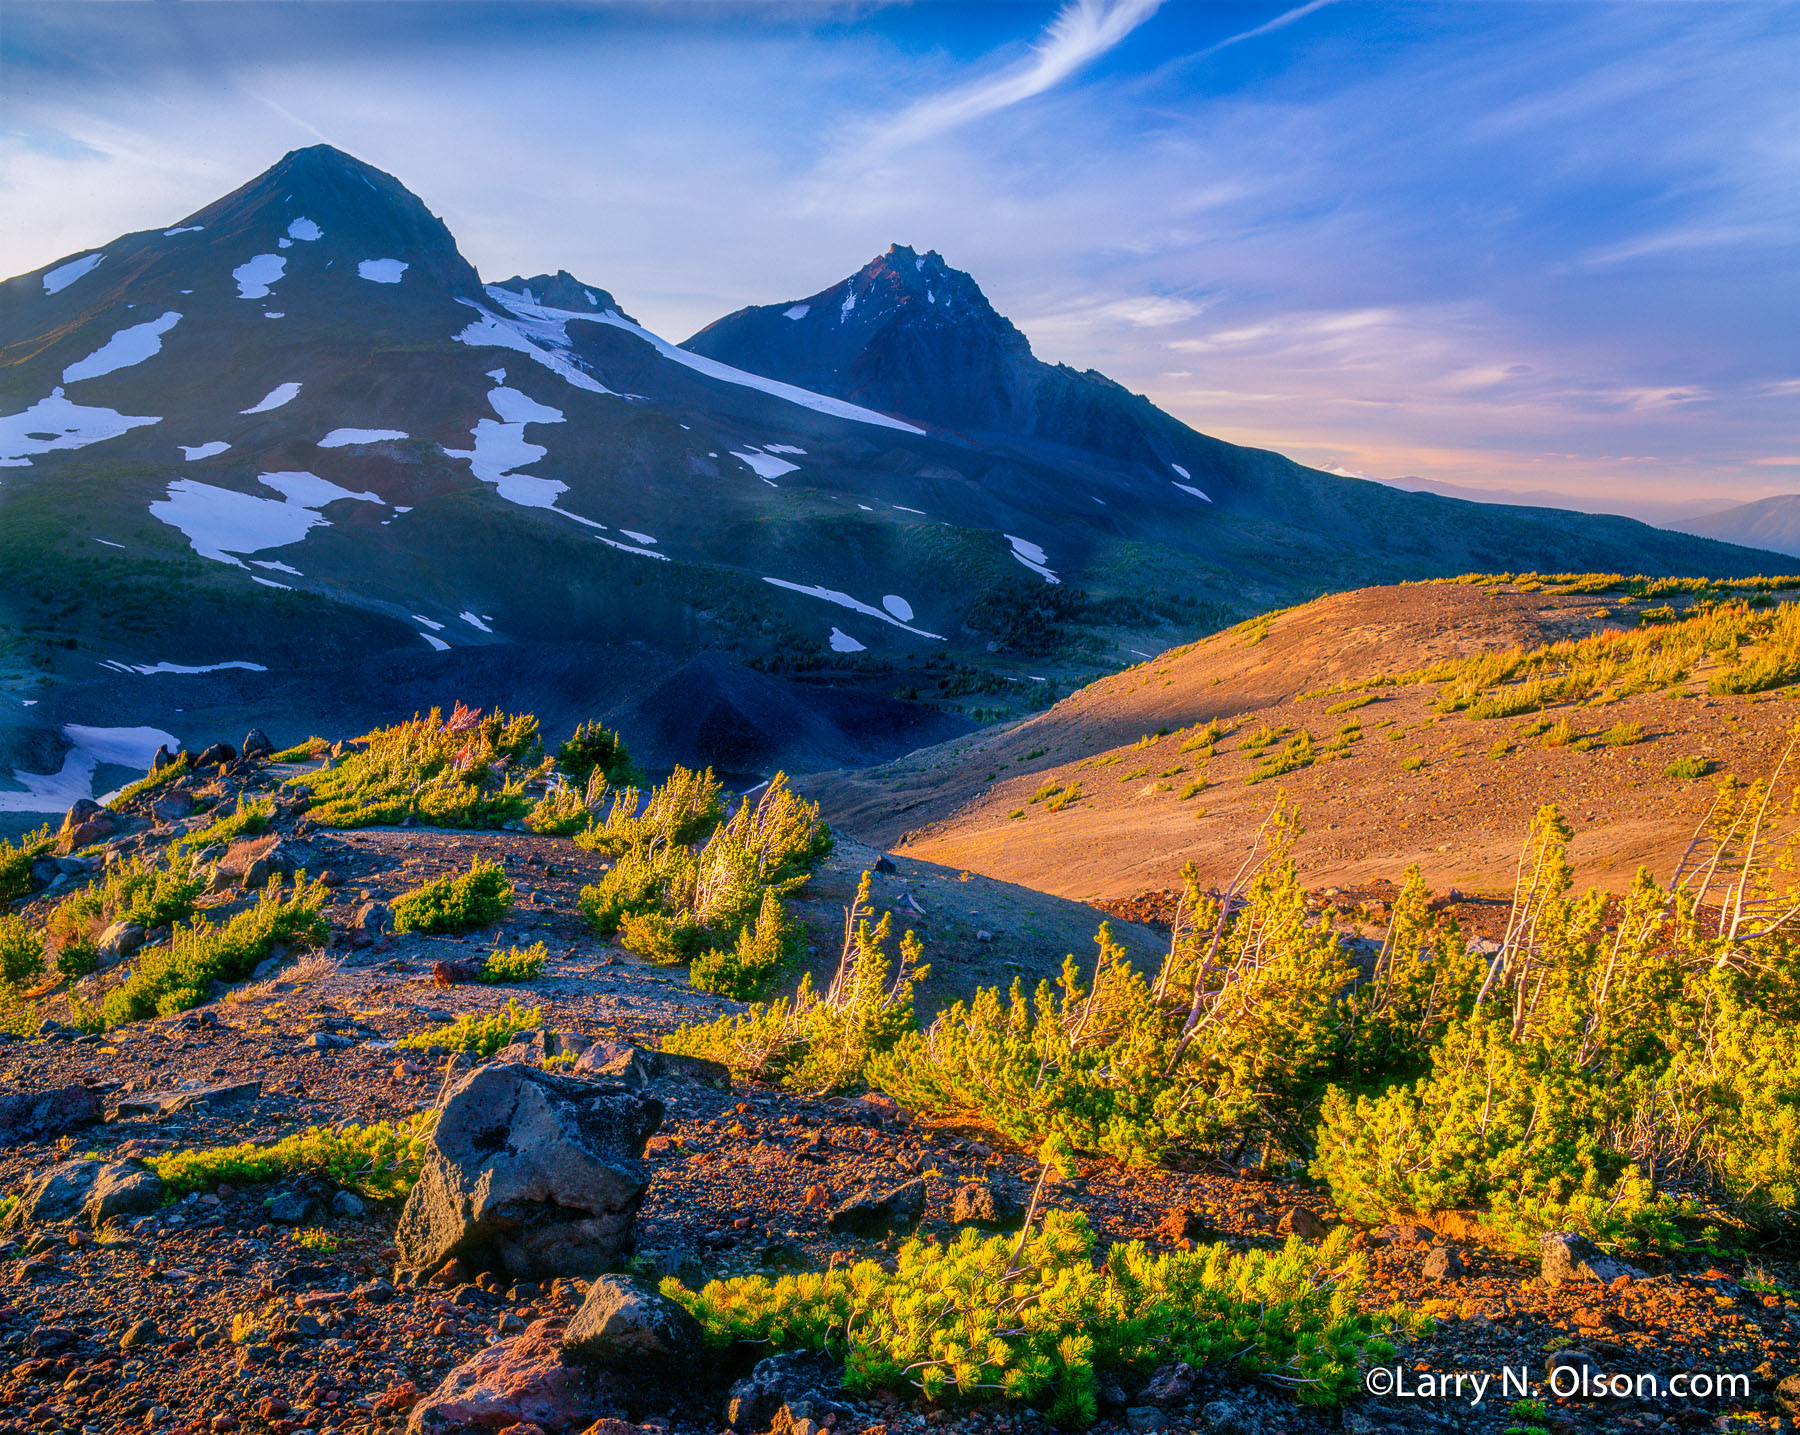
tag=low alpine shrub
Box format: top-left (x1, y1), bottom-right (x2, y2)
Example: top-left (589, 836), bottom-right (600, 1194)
top-left (0, 916), bottom-right (43, 988)
top-left (150, 1111), bottom-right (437, 1200)
top-left (664, 1210), bottom-right (1393, 1427)
top-left (0, 826), bottom-right (52, 904)
top-left (479, 942), bottom-right (548, 983)
top-left (690, 891), bottom-right (795, 999)
top-left (395, 998), bottom-right (543, 1056)
top-left (391, 858), bottom-right (513, 934)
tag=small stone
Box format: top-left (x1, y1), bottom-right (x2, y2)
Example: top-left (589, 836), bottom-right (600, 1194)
top-left (120, 1318), bottom-right (158, 1350)
top-left (1140, 1361), bottom-right (1194, 1404)
top-left (827, 1178), bottom-right (926, 1236)
top-left (1775, 1373), bottom-right (1800, 1417)
top-left (1276, 1205), bottom-right (1329, 1240)
top-left (561, 1275), bottom-right (701, 1367)
top-left (1538, 1231), bottom-right (1645, 1286)
top-left (267, 1191), bottom-right (321, 1225)
top-left (1125, 1407), bottom-right (1167, 1432)
top-left (948, 1179), bottom-right (1025, 1229)
top-left (332, 1190), bottom-right (366, 1218)
top-left (1421, 1245), bottom-right (1465, 1280)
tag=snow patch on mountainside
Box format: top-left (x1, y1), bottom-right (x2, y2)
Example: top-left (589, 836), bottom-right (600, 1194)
top-left (1173, 482), bottom-right (1212, 502)
top-left (731, 449), bottom-right (799, 481)
top-left (444, 385), bottom-right (587, 512)
top-left (828, 627), bottom-right (865, 653)
top-left (233, 254), bottom-right (287, 299)
top-left (460, 611), bottom-right (492, 633)
top-left (287, 217), bottom-right (323, 241)
top-left (488, 288), bottom-right (926, 433)
top-left (241, 382), bottom-right (301, 415)
top-left (319, 428), bottom-right (409, 447)
top-left (164, 226), bottom-right (204, 237)
top-left (0, 389), bottom-right (161, 468)
top-left (180, 442), bottom-right (230, 461)
top-left (101, 660), bottom-right (269, 676)
top-left (1171, 463), bottom-right (1191, 479)
top-left (151, 472), bottom-right (383, 566)
top-left (0, 724), bottom-right (180, 815)
top-left (358, 258), bottom-right (407, 283)
top-left (882, 595), bottom-right (914, 621)
top-left (1005, 534), bottom-right (1059, 584)
top-left (762, 577), bottom-right (943, 639)
top-left (454, 299), bottom-right (611, 395)
top-left (43, 253), bottom-right (104, 295)
top-left (420, 631), bottom-right (450, 651)
top-left (62, 311), bottom-right (182, 384)
top-left (784, 305), bottom-right (809, 320)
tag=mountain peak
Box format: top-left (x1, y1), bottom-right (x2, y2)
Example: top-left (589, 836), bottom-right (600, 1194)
top-left (491, 270), bottom-right (637, 326)
top-left (169, 144), bottom-right (482, 296)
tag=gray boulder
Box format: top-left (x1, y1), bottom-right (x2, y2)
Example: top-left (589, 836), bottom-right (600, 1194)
top-left (242, 729), bottom-right (273, 759)
top-left (827, 1177), bottom-right (926, 1236)
top-left (571, 1042), bottom-right (729, 1090)
top-left (396, 1062), bottom-right (662, 1279)
top-left (948, 1178), bottom-right (1025, 1228)
top-left (561, 1275), bottom-right (700, 1367)
top-left (1538, 1230), bottom-right (1645, 1286)
top-left (95, 921), bottom-right (146, 971)
top-left (2, 1159), bottom-right (163, 1230)
top-left (0, 1084), bottom-right (102, 1148)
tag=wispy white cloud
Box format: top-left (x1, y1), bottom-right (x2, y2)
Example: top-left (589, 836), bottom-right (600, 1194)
top-left (862, 0), bottom-right (1165, 157)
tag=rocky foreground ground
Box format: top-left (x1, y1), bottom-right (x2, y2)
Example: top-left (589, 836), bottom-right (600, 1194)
top-left (0, 752), bottom-right (1796, 1435)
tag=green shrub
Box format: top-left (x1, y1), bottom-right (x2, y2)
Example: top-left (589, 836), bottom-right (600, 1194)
top-left (0, 916), bottom-right (43, 988)
top-left (1399, 755), bottom-right (1425, 772)
top-left (1465, 680), bottom-right (1549, 720)
top-left (110, 759), bottom-right (190, 809)
top-left (268, 738), bottom-right (329, 763)
top-left (578, 847), bottom-right (674, 937)
top-left (618, 908), bottom-right (700, 965)
top-left (1664, 756), bottom-right (1710, 779)
top-left (289, 704), bottom-right (543, 829)
top-left (1324, 693), bottom-right (1376, 715)
top-left (556, 720), bottom-right (637, 787)
top-left (664, 1211), bottom-right (1392, 1426)
top-left (479, 942), bottom-right (547, 983)
top-left (175, 795), bottom-right (272, 854)
top-left (1178, 780), bottom-right (1206, 800)
top-left (394, 998), bottom-right (543, 1056)
top-left (100, 879), bottom-right (329, 1025)
top-left (391, 858), bottom-right (513, 934)
top-left (576, 766), bottom-right (724, 856)
top-left (0, 826), bottom-right (52, 905)
top-left (1247, 730), bottom-right (1314, 785)
top-left (1602, 720), bottom-right (1644, 747)
top-left (664, 874), bottom-right (924, 1095)
top-left (525, 782), bottom-right (592, 836)
top-left (691, 891), bottom-right (795, 1000)
top-left (1045, 783), bottom-right (1082, 813)
top-left (150, 1112), bottom-right (436, 1201)
top-left (55, 935), bottom-right (98, 981)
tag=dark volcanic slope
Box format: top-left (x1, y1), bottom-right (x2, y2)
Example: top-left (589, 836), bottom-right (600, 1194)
top-left (0, 151), bottom-right (1787, 817)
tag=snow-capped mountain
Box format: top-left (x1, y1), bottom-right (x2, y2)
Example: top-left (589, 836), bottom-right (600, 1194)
top-left (0, 148), bottom-right (1783, 815)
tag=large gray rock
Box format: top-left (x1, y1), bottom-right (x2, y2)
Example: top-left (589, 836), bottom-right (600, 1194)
top-left (1538, 1230), bottom-right (1645, 1286)
top-left (562, 1275), bottom-right (700, 1368)
top-left (95, 920), bottom-right (146, 971)
top-left (82, 1162), bottom-right (165, 1226)
top-left (1, 1158), bottom-right (162, 1230)
top-left (407, 1317), bottom-right (616, 1434)
top-left (115, 1078), bottom-right (261, 1119)
top-left (397, 1063), bottom-right (662, 1279)
top-left (827, 1177), bottom-right (926, 1236)
top-left (571, 1043), bottom-right (729, 1090)
top-left (0, 1084), bottom-right (102, 1148)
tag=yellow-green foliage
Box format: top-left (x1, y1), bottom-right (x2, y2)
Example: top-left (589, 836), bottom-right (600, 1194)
top-left (1246, 730), bottom-right (1314, 785)
top-left (577, 765), bottom-right (724, 856)
top-left (99, 879), bottom-right (329, 1025)
top-left (525, 781), bottom-right (592, 836)
top-left (0, 916), bottom-right (44, 988)
top-left (555, 720), bottom-right (636, 788)
top-left (176, 795), bottom-right (273, 853)
top-left (110, 758), bottom-right (190, 809)
top-left (1602, 720), bottom-right (1644, 747)
top-left (665, 1211), bottom-right (1389, 1426)
top-left (391, 858), bottom-right (513, 933)
top-left (289, 704), bottom-right (544, 829)
top-left (1665, 756), bottom-right (1710, 779)
top-left (1045, 783), bottom-right (1082, 813)
top-left (49, 853), bottom-right (207, 977)
top-left (395, 998), bottom-right (543, 1056)
top-left (1324, 693), bottom-right (1376, 716)
top-left (151, 1112), bottom-right (437, 1200)
top-left (690, 890), bottom-right (795, 1000)
top-left (479, 942), bottom-right (547, 983)
top-left (0, 825), bottom-right (53, 905)
top-left (872, 815), bottom-right (1355, 1164)
top-left (268, 738), bottom-right (329, 763)
top-left (665, 874), bottom-right (924, 1095)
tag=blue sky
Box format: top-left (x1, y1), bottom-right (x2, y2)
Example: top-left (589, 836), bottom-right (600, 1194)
top-left (2, 0), bottom-right (1795, 516)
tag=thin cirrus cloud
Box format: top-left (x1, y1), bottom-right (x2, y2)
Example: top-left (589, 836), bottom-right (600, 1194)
top-left (860, 0), bottom-right (1166, 158)
top-left (1, 0), bottom-right (1793, 516)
